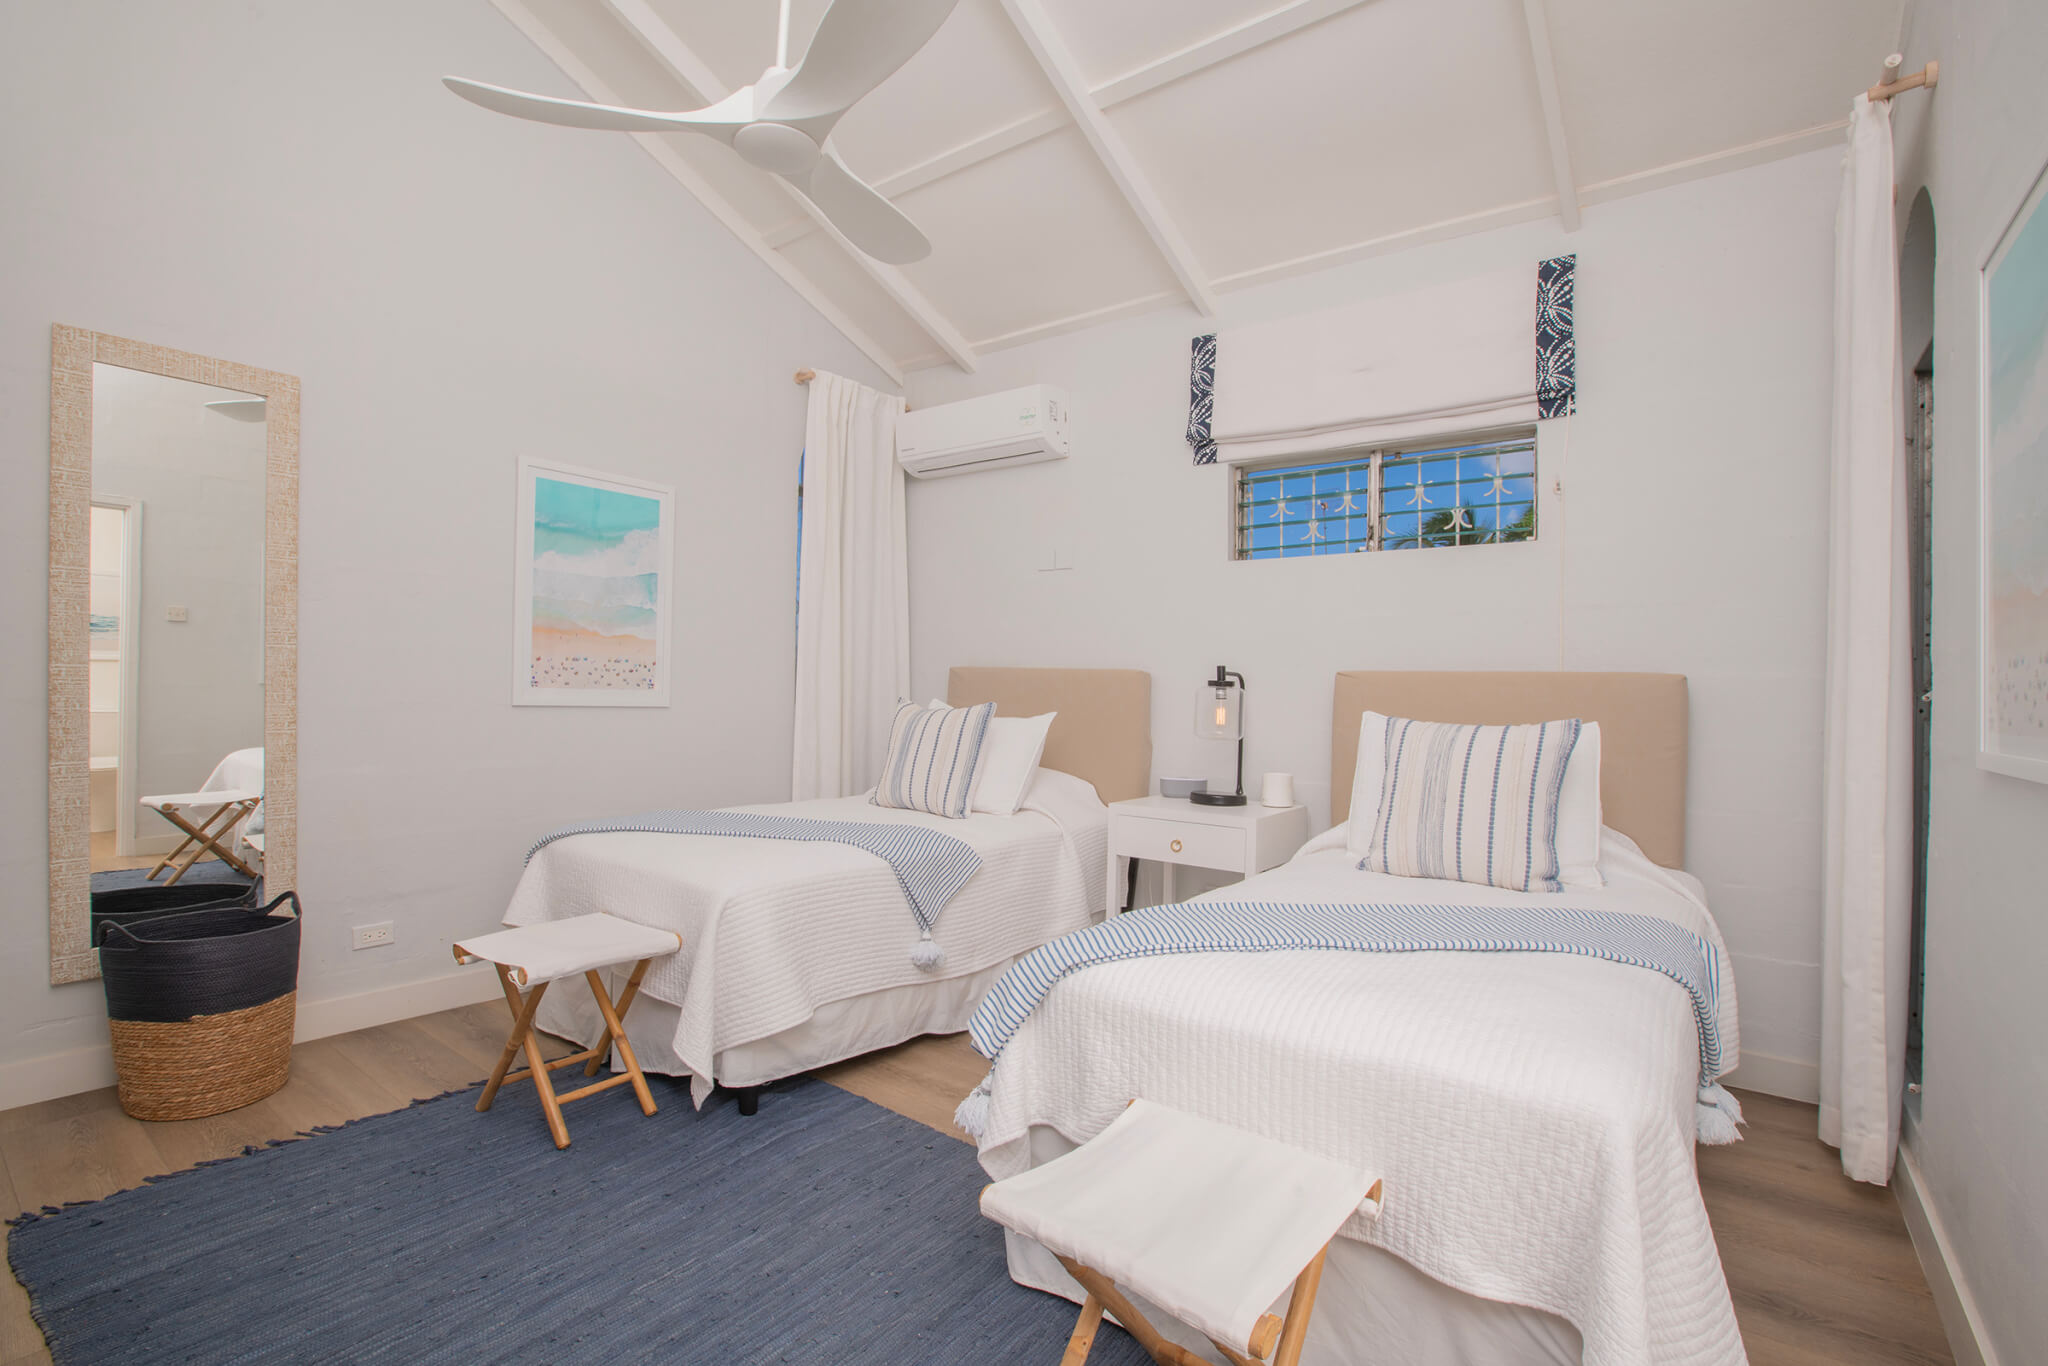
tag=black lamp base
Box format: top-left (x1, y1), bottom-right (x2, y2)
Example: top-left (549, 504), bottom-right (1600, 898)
top-left (1189, 791), bottom-right (1248, 807)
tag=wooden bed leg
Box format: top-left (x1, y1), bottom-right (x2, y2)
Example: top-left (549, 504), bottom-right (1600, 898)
top-left (735, 1086), bottom-right (760, 1117)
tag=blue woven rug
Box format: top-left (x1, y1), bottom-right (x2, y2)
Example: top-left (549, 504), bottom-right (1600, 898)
top-left (8, 1077), bottom-right (1147, 1364)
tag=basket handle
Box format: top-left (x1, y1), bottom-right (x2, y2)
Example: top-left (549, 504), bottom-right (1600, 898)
top-left (95, 889), bottom-right (300, 951)
top-left (97, 919), bottom-right (142, 951)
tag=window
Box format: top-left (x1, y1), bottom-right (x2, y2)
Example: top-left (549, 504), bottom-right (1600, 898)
top-left (1233, 431), bottom-right (1537, 560)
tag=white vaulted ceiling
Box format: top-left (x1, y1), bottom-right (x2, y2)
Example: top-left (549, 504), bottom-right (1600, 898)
top-left (485, 0), bottom-right (1902, 379)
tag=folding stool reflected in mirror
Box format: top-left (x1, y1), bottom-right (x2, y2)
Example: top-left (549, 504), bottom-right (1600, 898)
top-left (980, 1099), bottom-right (1383, 1366)
top-left (452, 913), bottom-right (684, 1150)
top-left (139, 789), bottom-right (263, 885)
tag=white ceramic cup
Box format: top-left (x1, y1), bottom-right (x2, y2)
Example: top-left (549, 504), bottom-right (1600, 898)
top-left (1261, 772), bottom-right (1295, 807)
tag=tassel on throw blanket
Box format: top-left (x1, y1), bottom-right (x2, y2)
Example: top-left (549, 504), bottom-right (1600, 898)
top-left (955, 900), bottom-right (1743, 1145)
top-left (527, 810), bottom-right (981, 970)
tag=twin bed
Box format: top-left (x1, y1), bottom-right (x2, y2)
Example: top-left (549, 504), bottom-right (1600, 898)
top-left (501, 667), bottom-right (1744, 1366)
top-left (503, 667), bottom-right (1151, 1108)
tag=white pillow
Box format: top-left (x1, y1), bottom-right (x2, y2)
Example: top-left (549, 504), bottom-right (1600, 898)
top-left (1342, 711), bottom-right (1393, 860)
top-left (1345, 710), bottom-right (1603, 889)
top-left (1554, 721), bottom-right (1604, 889)
top-left (971, 712), bottom-right (1056, 816)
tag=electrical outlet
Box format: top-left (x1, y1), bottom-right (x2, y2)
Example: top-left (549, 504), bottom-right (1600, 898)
top-left (351, 921), bottom-right (395, 950)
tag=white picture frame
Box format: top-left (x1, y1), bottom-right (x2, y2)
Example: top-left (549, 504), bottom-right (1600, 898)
top-left (512, 457), bottom-right (674, 708)
top-left (1978, 150), bottom-right (2048, 782)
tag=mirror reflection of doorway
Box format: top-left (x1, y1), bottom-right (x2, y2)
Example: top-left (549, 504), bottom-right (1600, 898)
top-left (88, 500), bottom-right (141, 869)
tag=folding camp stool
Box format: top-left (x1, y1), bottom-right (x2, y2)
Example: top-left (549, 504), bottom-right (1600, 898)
top-left (139, 790), bottom-right (262, 885)
top-left (980, 1099), bottom-right (1383, 1366)
top-left (452, 913), bottom-right (683, 1150)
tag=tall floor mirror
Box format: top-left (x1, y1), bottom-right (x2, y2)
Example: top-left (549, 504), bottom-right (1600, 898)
top-left (47, 327), bottom-right (298, 985)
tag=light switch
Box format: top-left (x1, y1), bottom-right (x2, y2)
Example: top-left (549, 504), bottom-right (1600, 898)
top-left (166, 606), bottom-right (189, 623)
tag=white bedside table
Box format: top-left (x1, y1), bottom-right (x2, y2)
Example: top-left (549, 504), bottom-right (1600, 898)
top-left (1106, 796), bottom-right (1312, 916)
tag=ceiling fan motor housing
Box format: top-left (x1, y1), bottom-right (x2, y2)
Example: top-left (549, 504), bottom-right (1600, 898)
top-left (733, 121), bottom-right (823, 175)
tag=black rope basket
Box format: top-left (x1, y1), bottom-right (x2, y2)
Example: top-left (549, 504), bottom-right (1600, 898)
top-left (96, 891), bottom-right (302, 1121)
top-left (90, 878), bottom-right (261, 953)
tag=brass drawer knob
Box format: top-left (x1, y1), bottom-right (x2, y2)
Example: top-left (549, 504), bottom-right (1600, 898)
top-left (1170, 838), bottom-right (1183, 853)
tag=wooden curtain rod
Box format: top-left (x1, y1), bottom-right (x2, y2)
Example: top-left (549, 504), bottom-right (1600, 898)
top-left (791, 368), bottom-right (911, 409)
top-left (1868, 54), bottom-right (1938, 102)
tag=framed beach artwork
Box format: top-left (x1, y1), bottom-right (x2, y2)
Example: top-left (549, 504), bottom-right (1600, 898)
top-left (1980, 152), bottom-right (2048, 781)
top-left (512, 458), bottom-right (674, 707)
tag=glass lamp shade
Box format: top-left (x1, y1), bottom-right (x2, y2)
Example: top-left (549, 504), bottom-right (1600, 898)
top-left (1194, 682), bottom-right (1243, 740)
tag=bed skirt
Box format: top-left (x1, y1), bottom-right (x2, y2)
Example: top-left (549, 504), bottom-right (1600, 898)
top-left (532, 954), bottom-right (1021, 1093)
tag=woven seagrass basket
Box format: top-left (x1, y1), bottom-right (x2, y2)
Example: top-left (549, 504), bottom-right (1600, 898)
top-left (97, 892), bottom-right (301, 1122)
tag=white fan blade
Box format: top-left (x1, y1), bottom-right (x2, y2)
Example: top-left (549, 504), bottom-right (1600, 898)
top-left (443, 77), bottom-right (743, 133)
top-left (792, 151), bottom-right (932, 264)
top-left (762, 0), bottom-right (961, 124)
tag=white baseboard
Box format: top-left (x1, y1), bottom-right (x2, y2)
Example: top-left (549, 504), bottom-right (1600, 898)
top-left (1720, 1049), bottom-right (1820, 1103)
top-left (1894, 1139), bottom-right (2004, 1366)
top-left (0, 968), bottom-right (503, 1111)
top-left (292, 967), bottom-right (503, 1042)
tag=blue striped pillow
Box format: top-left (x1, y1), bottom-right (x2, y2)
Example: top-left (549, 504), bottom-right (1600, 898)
top-left (871, 701), bottom-right (996, 819)
top-left (1361, 715), bottom-right (1582, 893)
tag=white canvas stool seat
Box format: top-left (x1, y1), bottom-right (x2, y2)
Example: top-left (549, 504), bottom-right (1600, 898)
top-left (980, 1099), bottom-right (1383, 1366)
top-left (139, 789), bottom-right (262, 885)
top-left (454, 913), bottom-right (683, 1149)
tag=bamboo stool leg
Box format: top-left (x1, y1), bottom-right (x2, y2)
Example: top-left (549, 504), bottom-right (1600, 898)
top-left (522, 1010), bottom-right (572, 1149)
top-left (1056, 1257), bottom-right (1210, 1366)
top-left (147, 820), bottom-right (201, 880)
top-left (585, 958), bottom-right (652, 1078)
top-left (1060, 1293), bottom-right (1105, 1366)
top-left (584, 965), bottom-right (657, 1116)
top-left (479, 965), bottom-right (549, 1112)
top-left (1270, 1244), bottom-right (1331, 1366)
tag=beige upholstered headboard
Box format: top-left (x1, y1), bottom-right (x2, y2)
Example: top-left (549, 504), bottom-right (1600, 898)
top-left (1331, 671), bottom-right (1690, 868)
top-left (948, 667), bottom-right (1152, 804)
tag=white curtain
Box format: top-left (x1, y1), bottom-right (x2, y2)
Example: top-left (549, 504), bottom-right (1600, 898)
top-left (1818, 95), bottom-right (1916, 1185)
top-left (791, 371), bottom-right (909, 801)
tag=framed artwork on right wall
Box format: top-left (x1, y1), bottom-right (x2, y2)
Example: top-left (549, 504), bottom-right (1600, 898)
top-left (1979, 150), bottom-right (2048, 783)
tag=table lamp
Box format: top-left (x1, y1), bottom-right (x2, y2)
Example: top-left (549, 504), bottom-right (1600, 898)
top-left (1192, 665), bottom-right (1248, 806)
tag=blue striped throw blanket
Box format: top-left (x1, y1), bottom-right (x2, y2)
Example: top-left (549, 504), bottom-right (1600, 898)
top-left (527, 811), bottom-right (982, 970)
top-left (956, 900), bottom-right (1744, 1144)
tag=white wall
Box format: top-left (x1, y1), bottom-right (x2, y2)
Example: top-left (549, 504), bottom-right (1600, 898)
top-left (92, 367), bottom-right (267, 846)
top-left (0, 0), bottom-right (889, 1084)
top-left (905, 149), bottom-right (1842, 1097)
top-left (1887, 3), bottom-right (2048, 1360)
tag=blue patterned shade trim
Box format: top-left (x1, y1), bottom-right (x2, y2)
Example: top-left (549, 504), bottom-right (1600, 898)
top-left (1187, 332), bottom-right (1217, 465)
top-left (1537, 254), bottom-right (1576, 418)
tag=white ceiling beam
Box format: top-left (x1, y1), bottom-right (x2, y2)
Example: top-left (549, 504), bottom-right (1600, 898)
top-left (996, 0), bottom-right (1218, 315)
top-left (1519, 0), bottom-right (1581, 233)
top-left (600, 0), bottom-right (979, 373)
top-left (484, 0), bottom-right (905, 383)
top-left (766, 0), bottom-right (1374, 251)
top-left (1092, 0), bottom-right (1375, 107)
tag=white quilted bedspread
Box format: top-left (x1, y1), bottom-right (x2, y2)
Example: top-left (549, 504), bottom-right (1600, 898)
top-left (502, 768), bottom-right (1107, 1105)
top-left (975, 827), bottom-right (1747, 1366)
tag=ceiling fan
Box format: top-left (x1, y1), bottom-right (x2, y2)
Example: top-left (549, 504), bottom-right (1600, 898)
top-left (445, 0), bottom-right (958, 264)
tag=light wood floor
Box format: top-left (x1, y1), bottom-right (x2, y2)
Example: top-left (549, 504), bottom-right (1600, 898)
top-left (0, 1005), bottom-right (1952, 1366)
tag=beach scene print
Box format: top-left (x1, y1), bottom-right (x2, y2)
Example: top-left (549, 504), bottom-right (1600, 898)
top-left (529, 475), bottom-right (662, 692)
top-left (1988, 171), bottom-right (2048, 760)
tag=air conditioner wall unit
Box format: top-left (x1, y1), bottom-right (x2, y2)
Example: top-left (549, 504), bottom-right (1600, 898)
top-left (895, 385), bottom-right (1070, 478)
